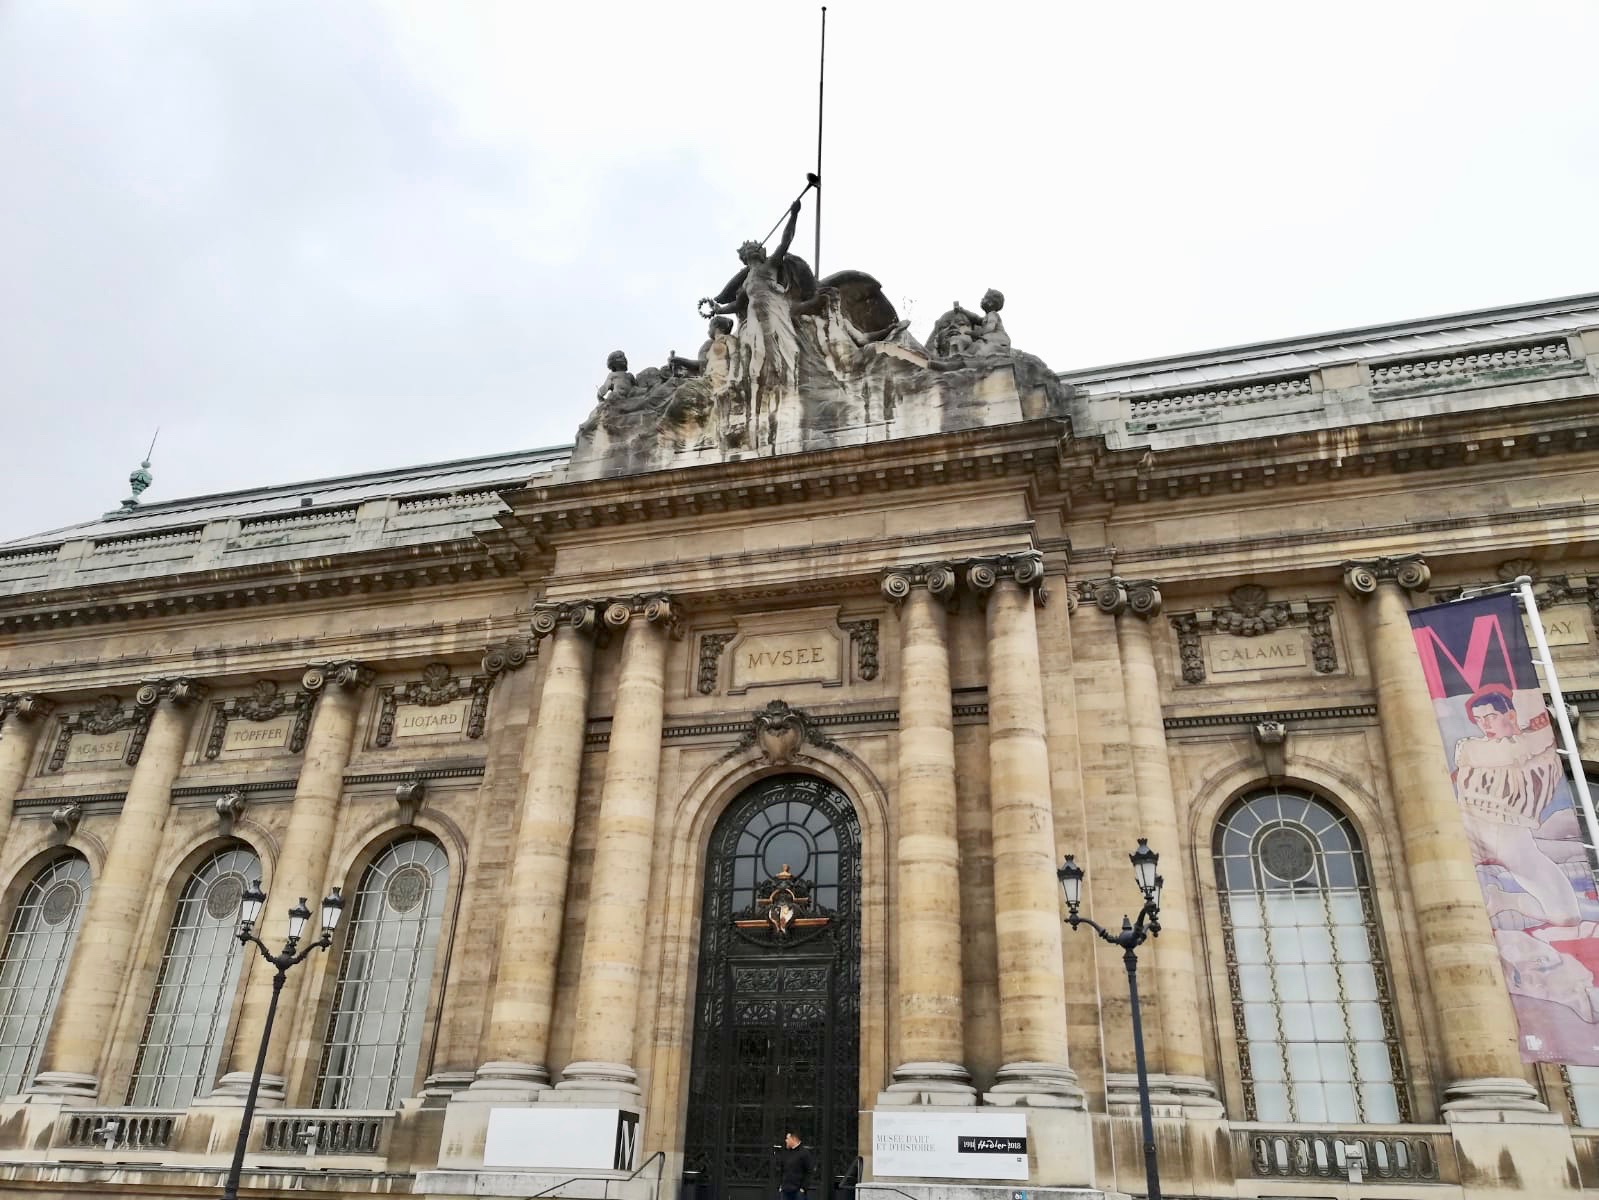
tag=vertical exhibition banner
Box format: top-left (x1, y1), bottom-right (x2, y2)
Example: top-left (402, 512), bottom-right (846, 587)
top-left (1409, 593), bottom-right (1599, 1064)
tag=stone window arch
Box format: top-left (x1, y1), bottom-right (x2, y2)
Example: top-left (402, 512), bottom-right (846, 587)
top-left (1213, 786), bottom-right (1410, 1123)
top-left (314, 835), bottom-right (449, 1109)
top-left (127, 844), bottom-right (259, 1105)
top-left (0, 855), bottom-right (91, 1094)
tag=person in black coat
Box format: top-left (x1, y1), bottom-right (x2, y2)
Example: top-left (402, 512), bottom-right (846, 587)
top-left (779, 1130), bottom-right (813, 1200)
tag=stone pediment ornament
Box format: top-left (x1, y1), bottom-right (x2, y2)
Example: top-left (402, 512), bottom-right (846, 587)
top-left (1168, 584), bottom-right (1339, 685)
top-left (733, 866), bottom-right (832, 947)
top-left (214, 789), bottom-right (246, 830)
top-left (50, 801), bottom-right (82, 836)
top-left (738, 700), bottom-right (838, 766)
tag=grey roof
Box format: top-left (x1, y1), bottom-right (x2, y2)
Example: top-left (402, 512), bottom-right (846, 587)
top-left (1063, 291), bottom-right (1599, 397)
top-left (1, 445), bottom-right (569, 552)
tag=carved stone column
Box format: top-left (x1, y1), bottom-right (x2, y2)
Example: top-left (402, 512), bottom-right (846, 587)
top-left (210, 662), bottom-right (372, 1104)
top-left (969, 555), bottom-right (1083, 1107)
top-left (552, 596), bottom-right (679, 1101)
top-left (878, 565), bottom-right (974, 1103)
top-left (467, 606), bottom-right (600, 1102)
top-left (1344, 555), bottom-right (1544, 1114)
top-left (31, 679), bottom-right (206, 1099)
top-left (1095, 578), bottom-right (1223, 1116)
top-left (0, 695), bottom-right (52, 848)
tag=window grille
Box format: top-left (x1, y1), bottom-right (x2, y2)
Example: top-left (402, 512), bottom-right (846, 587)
top-left (127, 845), bottom-right (258, 1106)
top-left (1213, 788), bottom-right (1410, 1123)
top-left (315, 836), bottom-right (448, 1109)
top-left (0, 856), bottom-right (91, 1094)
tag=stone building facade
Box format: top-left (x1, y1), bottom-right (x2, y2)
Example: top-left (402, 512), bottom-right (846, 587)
top-left (1, 291), bottom-right (1598, 1198)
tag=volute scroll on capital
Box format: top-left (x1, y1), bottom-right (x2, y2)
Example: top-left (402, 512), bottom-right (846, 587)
top-left (302, 661), bottom-right (375, 693)
top-left (134, 677), bottom-right (209, 708)
top-left (480, 636), bottom-right (534, 677)
top-left (0, 693), bottom-right (54, 724)
top-left (1341, 554), bottom-right (1431, 597)
top-left (1070, 576), bottom-right (1163, 619)
top-left (882, 551), bottom-right (1048, 609)
top-left (531, 594), bottom-right (684, 642)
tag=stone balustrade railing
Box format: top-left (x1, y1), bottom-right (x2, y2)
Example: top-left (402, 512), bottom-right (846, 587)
top-left (54, 1108), bottom-right (182, 1153)
top-left (258, 1111), bottom-right (390, 1156)
top-left (1234, 1125), bottom-right (1453, 1185)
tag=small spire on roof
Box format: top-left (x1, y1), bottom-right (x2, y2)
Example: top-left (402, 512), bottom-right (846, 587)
top-left (119, 429), bottom-right (159, 510)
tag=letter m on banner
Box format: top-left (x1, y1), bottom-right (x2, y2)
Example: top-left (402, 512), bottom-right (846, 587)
top-left (1408, 592), bottom-right (1599, 1065)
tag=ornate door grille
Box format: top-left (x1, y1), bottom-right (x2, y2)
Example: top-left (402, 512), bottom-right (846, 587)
top-left (684, 775), bottom-right (860, 1200)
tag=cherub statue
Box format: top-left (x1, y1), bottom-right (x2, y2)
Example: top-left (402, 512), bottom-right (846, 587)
top-left (669, 316), bottom-right (736, 377)
top-left (951, 288), bottom-right (1011, 356)
top-left (596, 350), bottom-right (636, 405)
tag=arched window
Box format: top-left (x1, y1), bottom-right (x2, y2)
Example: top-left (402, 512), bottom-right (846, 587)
top-left (0, 856), bottom-right (91, 1094)
top-left (127, 845), bottom-right (259, 1106)
top-left (1213, 788), bottom-right (1409, 1123)
top-left (315, 836), bottom-right (449, 1109)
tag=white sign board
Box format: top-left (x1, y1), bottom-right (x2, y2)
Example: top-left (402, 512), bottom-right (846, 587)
top-left (483, 1107), bottom-right (639, 1171)
top-left (872, 1110), bottom-right (1028, 1180)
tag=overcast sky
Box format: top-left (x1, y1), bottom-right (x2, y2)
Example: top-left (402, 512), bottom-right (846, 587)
top-left (4, 1), bottom-right (1598, 542)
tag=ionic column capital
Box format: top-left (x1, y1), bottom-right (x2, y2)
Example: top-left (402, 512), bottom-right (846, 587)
top-left (1074, 577), bottom-right (1162, 619)
top-left (883, 552), bottom-right (1046, 608)
top-left (0, 694), bottom-right (54, 723)
top-left (881, 563), bottom-right (959, 608)
top-left (1342, 554), bottom-right (1431, 597)
top-left (133, 677), bottom-right (208, 709)
top-left (532, 595), bottom-right (683, 642)
top-left (302, 661), bottom-right (375, 692)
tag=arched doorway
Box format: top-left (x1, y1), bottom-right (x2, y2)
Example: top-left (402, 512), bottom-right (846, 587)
top-left (683, 774), bottom-right (861, 1200)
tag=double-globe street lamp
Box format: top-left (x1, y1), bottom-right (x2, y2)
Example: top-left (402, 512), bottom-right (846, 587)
top-left (220, 883), bottom-right (345, 1200)
top-left (1058, 839), bottom-right (1164, 1200)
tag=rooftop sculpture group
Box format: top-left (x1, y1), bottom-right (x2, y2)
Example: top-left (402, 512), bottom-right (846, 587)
top-left (573, 192), bottom-right (1065, 476)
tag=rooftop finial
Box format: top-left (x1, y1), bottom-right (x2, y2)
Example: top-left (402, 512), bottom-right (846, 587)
top-left (120, 428), bottom-right (159, 510)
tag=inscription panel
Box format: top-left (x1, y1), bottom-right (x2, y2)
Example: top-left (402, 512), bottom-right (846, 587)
top-left (221, 714), bottom-right (294, 754)
top-left (1531, 604), bottom-right (1591, 649)
top-left (392, 699), bottom-right (471, 739)
top-left (723, 606), bottom-right (848, 696)
top-left (1206, 631), bottom-right (1308, 675)
top-left (65, 729), bottom-right (131, 765)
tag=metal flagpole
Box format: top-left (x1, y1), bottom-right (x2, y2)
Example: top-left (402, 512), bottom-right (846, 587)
top-left (814, 6), bottom-right (826, 275)
top-left (1515, 573), bottom-right (1599, 871)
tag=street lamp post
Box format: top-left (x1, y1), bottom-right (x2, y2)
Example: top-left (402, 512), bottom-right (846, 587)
top-left (220, 883), bottom-right (345, 1200)
top-left (1058, 839), bottom-right (1164, 1200)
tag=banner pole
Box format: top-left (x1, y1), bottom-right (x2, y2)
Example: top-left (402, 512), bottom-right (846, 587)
top-left (1516, 573), bottom-right (1599, 872)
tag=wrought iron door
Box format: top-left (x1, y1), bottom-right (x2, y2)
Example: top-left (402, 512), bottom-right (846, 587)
top-left (684, 775), bottom-right (860, 1200)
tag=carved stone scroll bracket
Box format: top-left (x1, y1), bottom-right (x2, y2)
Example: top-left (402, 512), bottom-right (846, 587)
top-left (214, 789), bottom-right (246, 831)
top-left (47, 694), bottom-right (144, 773)
top-left (1254, 721), bottom-right (1288, 779)
top-left (375, 663), bottom-right (493, 748)
top-left (1168, 584), bottom-right (1341, 685)
top-left (50, 801), bottom-right (82, 837)
top-left (204, 680), bottom-right (313, 760)
top-left (1341, 554), bottom-right (1431, 597)
top-left (838, 619), bottom-right (880, 681)
top-left (395, 778), bottom-right (427, 824)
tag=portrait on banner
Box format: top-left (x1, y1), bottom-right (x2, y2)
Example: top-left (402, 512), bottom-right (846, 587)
top-left (1411, 593), bottom-right (1599, 1064)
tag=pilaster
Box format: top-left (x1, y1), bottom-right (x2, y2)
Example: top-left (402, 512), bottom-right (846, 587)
top-left (0, 695), bottom-right (54, 854)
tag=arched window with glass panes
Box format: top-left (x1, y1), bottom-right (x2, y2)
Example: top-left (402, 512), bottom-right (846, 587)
top-left (1212, 788), bottom-right (1410, 1123)
top-left (315, 836), bottom-right (449, 1109)
top-left (0, 855), bottom-right (91, 1095)
top-left (127, 844), bottom-right (259, 1106)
